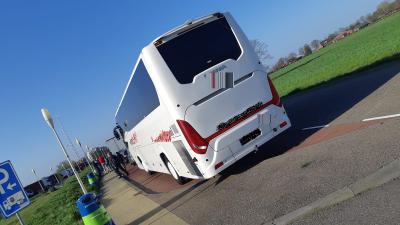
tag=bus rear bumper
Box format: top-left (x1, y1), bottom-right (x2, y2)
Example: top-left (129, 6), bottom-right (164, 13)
top-left (202, 105), bottom-right (291, 179)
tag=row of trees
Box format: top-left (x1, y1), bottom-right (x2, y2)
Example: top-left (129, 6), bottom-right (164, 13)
top-left (264, 0), bottom-right (400, 73)
top-left (251, 39), bottom-right (318, 73)
top-left (56, 159), bottom-right (83, 172)
top-left (271, 43), bottom-right (315, 73)
top-left (367, 0), bottom-right (400, 23)
top-left (325, 0), bottom-right (400, 44)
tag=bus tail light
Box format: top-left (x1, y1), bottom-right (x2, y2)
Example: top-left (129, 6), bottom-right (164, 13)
top-left (267, 77), bottom-right (282, 107)
top-left (177, 120), bottom-right (208, 154)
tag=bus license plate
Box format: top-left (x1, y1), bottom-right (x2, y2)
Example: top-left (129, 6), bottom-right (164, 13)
top-left (240, 129), bottom-right (261, 145)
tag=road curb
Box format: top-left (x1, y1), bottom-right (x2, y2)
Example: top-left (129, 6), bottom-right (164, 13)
top-left (349, 159), bottom-right (400, 195)
top-left (265, 158), bottom-right (400, 225)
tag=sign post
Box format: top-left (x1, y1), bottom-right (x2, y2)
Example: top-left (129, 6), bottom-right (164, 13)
top-left (15, 212), bottom-right (26, 225)
top-left (0, 161), bottom-right (30, 224)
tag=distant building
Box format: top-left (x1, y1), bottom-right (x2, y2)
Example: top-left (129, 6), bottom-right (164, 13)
top-left (321, 29), bottom-right (357, 47)
top-left (331, 30), bottom-right (353, 43)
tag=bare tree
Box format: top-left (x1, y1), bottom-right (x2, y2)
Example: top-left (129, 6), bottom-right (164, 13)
top-left (56, 160), bottom-right (72, 172)
top-left (395, 0), bottom-right (400, 10)
top-left (310, 40), bottom-right (321, 50)
top-left (304, 44), bottom-right (312, 56)
top-left (272, 57), bottom-right (288, 72)
top-left (288, 52), bottom-right (297, 60)
top-left (359, 15), bottom-right (368, 24)
top-left (298, 47), bottom-right (305, 56)
top-left (250, 39), bottom-right (272, 69)
top-left (376, 0), bottom-right (392, 16)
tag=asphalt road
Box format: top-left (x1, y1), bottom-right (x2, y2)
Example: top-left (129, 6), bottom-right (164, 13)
top-left (292, 178), bottom-right (400, 225)
top-left (128, 60), bottom-right (400, 225)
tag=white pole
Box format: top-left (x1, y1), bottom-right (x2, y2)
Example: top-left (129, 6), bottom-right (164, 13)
top-left (50, 167), bottom-right (60, 184)
top-left (81, 145), bottom-right (94, 172)
top-left (76, 139), bottom-right (94, 172)
top-left (57, 116), bottom-right (81, 172)
top-left (41, 108), bottom-right (87, 194)
top-left (54, 174), bottom-right (60, 184)
top-left (16, 212), bottom-right (25, 225)
top-left (32, 169), bottom-right (45, 192)
top-left (51, 127), bottom-right (87, 194)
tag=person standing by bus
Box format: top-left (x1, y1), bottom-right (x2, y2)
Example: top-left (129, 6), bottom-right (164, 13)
top-left (110, 153), bottom-right (129, 178)
top-left (97, 155), bottom-right (106, 173)
top-left (92, 159), bottom-right (102, 176)
top-left (116, 152), bottom-right (126, 169)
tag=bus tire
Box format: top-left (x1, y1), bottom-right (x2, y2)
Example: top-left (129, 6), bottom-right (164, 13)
top-left (144, 164), bottom-right (154, 175)
top-left (138, 157), bottom-right (153, 175)
top-left (165, 158), bottom-right (184, 185)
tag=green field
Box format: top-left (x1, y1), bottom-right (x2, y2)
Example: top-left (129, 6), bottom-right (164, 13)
top-left (0, 170), bottom-right (92, 225)
top-left (271, 12), bottom-right (400, 97)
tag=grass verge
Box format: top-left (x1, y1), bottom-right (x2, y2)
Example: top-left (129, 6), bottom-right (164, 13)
top-left (0, 168), bottom-right (94, 225)
top-left (271, 12), bottom-right (400, 97)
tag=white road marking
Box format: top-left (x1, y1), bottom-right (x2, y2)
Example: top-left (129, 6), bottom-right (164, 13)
top-left (301, 124), bottom-right (330, 130)
top-left (362, 113), bottom-right (400, 122)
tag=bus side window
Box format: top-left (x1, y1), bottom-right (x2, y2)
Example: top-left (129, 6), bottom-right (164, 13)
top-left (115, 60), bottom-right (160, 131)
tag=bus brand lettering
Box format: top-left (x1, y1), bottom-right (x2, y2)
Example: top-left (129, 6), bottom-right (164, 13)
top-left (152, 130), bottom-right (172, 142)
top-left (129, 132), bottom-right (137, 145)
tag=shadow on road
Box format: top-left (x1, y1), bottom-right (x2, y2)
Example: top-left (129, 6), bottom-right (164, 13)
top-left (216, 59), bottom-right (400, 185)
top-left (127, 179), bottom-right (211, 225)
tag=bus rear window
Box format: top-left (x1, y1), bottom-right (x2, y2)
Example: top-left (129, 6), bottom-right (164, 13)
top-left (116, 60), bottom-right (160, 131)
top-left (157, 17), bottom-right (242, 84)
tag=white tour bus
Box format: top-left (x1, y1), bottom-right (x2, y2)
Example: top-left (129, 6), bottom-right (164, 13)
top-left (114, 12), bottom-right (291, 184)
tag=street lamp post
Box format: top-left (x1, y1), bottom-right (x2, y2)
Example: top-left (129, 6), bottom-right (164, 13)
top-left (86, 145), bottom-right (95, 163)
top-left (41, 108), bottom-right (87, 194)
top-left (31, 169), bottom-right (45, 192)
top-left (75, 138), bottom-right (94, 172)
top-left (50, 167), bottom-right (60, 184)
top-left (56, 116), bottom-right (82, 173)
top-left (85, 145), bottom-right (91, 157)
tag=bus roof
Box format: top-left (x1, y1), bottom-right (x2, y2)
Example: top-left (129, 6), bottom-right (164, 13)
top-left (151, 12), bottom-right (225, 46)
top-left (114, 12), bottom-right (226, 120)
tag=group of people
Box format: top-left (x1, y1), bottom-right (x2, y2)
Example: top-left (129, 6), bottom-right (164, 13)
top-left (92, 151), bottom-right (129, 178)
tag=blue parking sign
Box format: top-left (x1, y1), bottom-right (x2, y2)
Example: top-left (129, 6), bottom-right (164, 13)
top-left (0, 161), bottom-right (30, 218)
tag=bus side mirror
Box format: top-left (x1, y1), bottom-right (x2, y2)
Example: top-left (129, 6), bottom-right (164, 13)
top-left (113, 127), bottom-right (121, 140)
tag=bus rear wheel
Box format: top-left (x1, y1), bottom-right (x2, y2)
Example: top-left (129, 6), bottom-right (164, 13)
top-left (138, 157), bottom-right (153, 175)
top-left (165, 159), bottom-right (184, 185)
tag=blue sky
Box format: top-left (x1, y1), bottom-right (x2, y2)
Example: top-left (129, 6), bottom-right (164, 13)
top-left (0, 0), bottom-right (382, 186)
